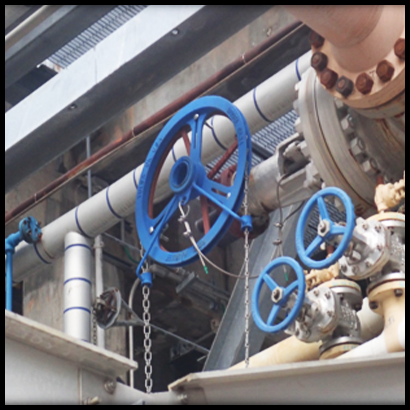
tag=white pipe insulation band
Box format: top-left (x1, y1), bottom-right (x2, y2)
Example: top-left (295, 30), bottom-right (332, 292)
top-left (63, 232), bottom-right (92, 342)
top-left (10, 52), bottom-right (312, 283)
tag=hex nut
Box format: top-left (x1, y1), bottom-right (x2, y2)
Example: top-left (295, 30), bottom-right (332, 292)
top-left (336, 76), bottom-right (355, 98)
top-left (376, 60), bottom-right (395, 82)
top-left (394, 38), bottom-right (405, 60)
top-left (309, 31), bottom-right (325, 48)
top-left (311, 52), bottom-right (328, 71)
top-left (394, 289), bottom-right (404, 298)
top-left (356, 73), bottom-right (374, 95)
top-left (369, 301), bottom-right (379, 310)
top-left (320, 68), bottom-right (338, 89)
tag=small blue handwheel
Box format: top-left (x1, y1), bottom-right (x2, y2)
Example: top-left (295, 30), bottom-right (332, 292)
top-left (252, 257), bottom-right (306, 334)
top-left (296, 187), bottom-right (355, 270)
top-left (136, 96), bottom-right (252, 272)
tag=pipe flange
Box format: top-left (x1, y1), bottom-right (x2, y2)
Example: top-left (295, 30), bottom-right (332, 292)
top-left (320, 279), bottom-right (363, 309)
top-left (310, 7), bottom-right (405, 116)
top-left (367, 272), bottom-right (406, 295)
top-left (340, 219), bottom-right (391, 280)
top-left (319, 336), bottom-right (363, 359)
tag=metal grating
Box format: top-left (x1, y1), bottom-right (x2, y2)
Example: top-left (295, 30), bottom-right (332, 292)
top-left (206, 110), bottom-right (298, 176)
top-left (48, 5), bottom-right (147, 69)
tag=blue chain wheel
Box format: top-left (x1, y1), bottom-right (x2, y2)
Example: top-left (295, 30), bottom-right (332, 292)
top-left (296, 187), bottom-right (355, 270)
top-left (252, 257), bottom-right (306, 334)
top-left (136, 96), bottom-right (252, 273)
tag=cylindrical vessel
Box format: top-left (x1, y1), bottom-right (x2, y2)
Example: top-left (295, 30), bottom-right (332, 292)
top-left (64, 232), bottom-right (92, 342)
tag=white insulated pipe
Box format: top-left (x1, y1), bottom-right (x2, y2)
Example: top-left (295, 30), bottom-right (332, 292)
top-left (63, 232), bottom-right (92, 342)
top-left (11, 52), bottom-right (312, 283)
top-left (94, 235), bottom-right (105, 349)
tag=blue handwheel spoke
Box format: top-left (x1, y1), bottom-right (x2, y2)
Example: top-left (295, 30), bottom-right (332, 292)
top-left (263, 274), bottom-right (279, 291)
top-left (150, 196), bottom-right (179, 229)
top-left (330, 224), bottom-right (347, 236)
top-left (306, 235), bottom-right (324, 257)
top-left (189, 114), bottom-right (208, 163)
top-left (317, 196), bottom-right (330, 221)
top-left (283, 281), bottom-right (298, 300)
top-left (193, 183), bottom-right (241, 221)
top-left (267, 304), bottom-right (281, 326)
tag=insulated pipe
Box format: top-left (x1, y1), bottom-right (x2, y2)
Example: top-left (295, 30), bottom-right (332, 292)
top-left (94, 235), bottom-right (105, 349)
top-left (230, 297), bottom-right (385, 370)
top-left (64, 232), bottom-right (92, 342)
top-left (10, 53), bottom-right (312, 283)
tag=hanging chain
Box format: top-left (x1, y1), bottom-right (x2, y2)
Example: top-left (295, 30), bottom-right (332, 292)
top-left (142, 284), bottom-right (153, 394)
top-left (139, 243), bottom-right (153, 394)
top-left (243, 158), bottom-right (251, 368)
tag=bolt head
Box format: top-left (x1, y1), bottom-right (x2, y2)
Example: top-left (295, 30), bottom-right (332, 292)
top-left (336, 76), bottom-right (355, 98)
top-left (309, 31), bottom-right (325, 48)
top-left (377, 60), bottom-right (395, 82)
top-left (356, 73), bottom-right (374, 95)
top-left (311, 52), bottom-right (328, 71)
top-left (365, 261), bottom-right (373, 268)
top-left (340, 264), bottom-right (347, 273)
top-left (320, 68), bottom-right (339, 89)
top-left (394, 38), bottom-right (405, 60)
top-left (394, 289), bottom-right (404, 298)
top-left (369, 301), bottom-right (379, 310)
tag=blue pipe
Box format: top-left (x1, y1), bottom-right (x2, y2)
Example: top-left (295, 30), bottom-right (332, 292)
top-left (5, 251), bottom-right (14, 311)
top-left (5, 232), bottom-right (22, 312)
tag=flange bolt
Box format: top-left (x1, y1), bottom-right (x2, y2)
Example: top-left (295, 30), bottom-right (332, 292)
top-left (376, 60), bottom-right (395, 82)
top-left (394, 38), bottom-right (405, 60)
top-left (311, 52), bottom-right (328, 71)
top-left (394, 289), bottom-right (404, 298)
top-left (309, 31), bottom-right (325, 48)
top-left (356, 73), bottom-right (374, 95)
top-left (369, 301), bottom-right (379, 310)
top-left (336, 76), bottom-right (355, 98)
top-left (320, 68), bottom-right (338, 89)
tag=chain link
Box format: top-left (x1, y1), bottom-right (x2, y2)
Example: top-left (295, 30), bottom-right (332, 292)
top-left (243, 158), bottom-right (251, 368)
top-left (142, 284), bottom-right (153, 394)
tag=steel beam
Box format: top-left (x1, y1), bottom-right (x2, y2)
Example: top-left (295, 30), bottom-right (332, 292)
top-left (172, 353), bottom-right (406, 405)
top-left (204, 204), bottom-right (302, 371)
top-left (5, 5), bottom-right (272, 193)
top-left (5, 5), bottom-right (116, 89)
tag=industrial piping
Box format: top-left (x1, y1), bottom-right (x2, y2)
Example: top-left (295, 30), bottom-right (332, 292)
top-left (10, 52), bottom-right (312, 283)
top-left (63, 232), bottom-right (92, 342)
top-left (5, 20), bottom-right (305, 227)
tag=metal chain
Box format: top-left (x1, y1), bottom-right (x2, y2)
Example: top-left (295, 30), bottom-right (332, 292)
top-left (243, 158), bottom-right (251, 368)
top-left (142, 284), bottom-right (153, 394)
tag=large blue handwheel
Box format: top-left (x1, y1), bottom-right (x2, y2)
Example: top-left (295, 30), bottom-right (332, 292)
top-left (252, 257), bottom-right (306, 334)
top-left (296, 187), bottom-right (355, 270)
top-left (136, 96), bottom-right (252, 273)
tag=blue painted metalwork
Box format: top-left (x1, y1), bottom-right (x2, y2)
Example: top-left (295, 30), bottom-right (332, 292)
top-left (5, 216), bottom-right (42, 311)
top-left (136, 96), bottom-right (252, 278)
top-left (252, 256), bottom-right (306, 334)
top-left (296, 187), bottom-right (356, 270)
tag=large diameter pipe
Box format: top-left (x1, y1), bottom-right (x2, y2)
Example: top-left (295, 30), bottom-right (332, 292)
top-left (285, 6), bottom-right (405, 73)
top-left (10, 53), bottom-right (312, 283)
top-left (63, 232), bottom-right (92, 342)
top-left (230, 297), bottom-right (385, 370)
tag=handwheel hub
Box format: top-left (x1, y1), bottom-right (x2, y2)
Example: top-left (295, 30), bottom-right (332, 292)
top-left (169, 156), bottom-right (196, 194)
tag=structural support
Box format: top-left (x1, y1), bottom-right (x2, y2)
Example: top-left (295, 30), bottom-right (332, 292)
top-left (5, 5), bottom-right (116, 89)
top-left (204, 204), bottom-right (303, 371)
top-left (5, 5), bottom-right (272, 192)
top-left (64, 232), bottom-right (92, 342)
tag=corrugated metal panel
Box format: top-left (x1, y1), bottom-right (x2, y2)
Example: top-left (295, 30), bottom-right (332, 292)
top-left (49, 5), bottom-right (147, 69)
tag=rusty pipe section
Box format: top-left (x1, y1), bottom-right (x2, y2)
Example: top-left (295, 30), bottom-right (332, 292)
top-left (285, 6), bottom-right (406, 117)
